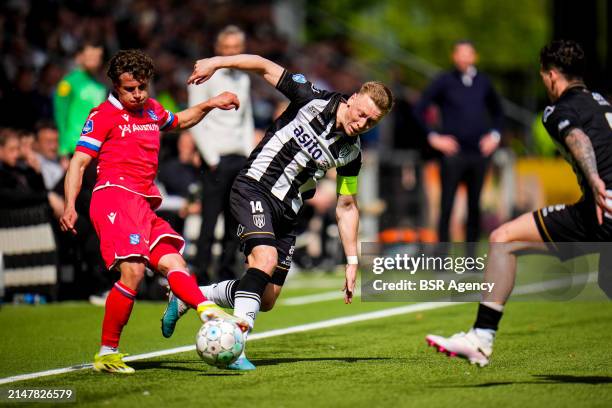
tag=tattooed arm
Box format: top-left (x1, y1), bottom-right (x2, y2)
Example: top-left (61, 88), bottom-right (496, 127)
top-left (565, 128), bottom-right (612, 224)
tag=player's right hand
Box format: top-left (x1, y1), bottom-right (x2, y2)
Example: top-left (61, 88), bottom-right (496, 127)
top-left (428, 133), bottom-right (459, 156)
top-left (591, 177), bottom-right (612, 225)
top-left (188, 58), bottom-right (217, 85)
top-left (210, 91), bottom-right (240, 111)
top-left (60, 206), bottom-right (78, 235)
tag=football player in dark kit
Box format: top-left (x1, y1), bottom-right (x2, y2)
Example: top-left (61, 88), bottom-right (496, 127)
top-left (425, 40), bottom-right (612, 367)
top-left (161, 53), bottom-right (394, 370)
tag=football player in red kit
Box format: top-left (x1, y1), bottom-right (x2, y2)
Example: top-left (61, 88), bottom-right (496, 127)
top-left (60, 49), bottom-right (247, 374)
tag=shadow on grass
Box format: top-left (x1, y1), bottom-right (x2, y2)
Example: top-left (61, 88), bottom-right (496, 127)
top-left (130, 360), bottom-right (204, 372)
top-left (130, 356), bottom-right (394, 373)
top-left (436, 374), bottom-right (612, 388)
top-left (251, 357), bottom-right (393, 366)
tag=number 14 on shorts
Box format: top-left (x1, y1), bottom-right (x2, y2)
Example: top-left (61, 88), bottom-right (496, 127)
top-left (250, 201), bottom-right (263, 213)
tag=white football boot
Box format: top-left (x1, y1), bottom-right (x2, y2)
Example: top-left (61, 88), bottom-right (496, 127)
top-left (425, 329), bottom-right (493, 367)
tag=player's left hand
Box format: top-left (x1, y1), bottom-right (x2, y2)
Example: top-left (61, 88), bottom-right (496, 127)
top-left (210, 91), bottom-right (240, 111)
top-left (343, 264), bottom-right (358, 304)
top-left (479, 132), bottom-right (500, 156)
top-left (591, 176), bottom-right (612, 225)
top-left (188, 58), bottom-right (217, 85)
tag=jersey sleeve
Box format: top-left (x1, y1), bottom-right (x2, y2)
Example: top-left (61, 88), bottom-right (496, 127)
top-left (275, 69), bottom-right (329, 106)
top-left (74, 109), bottom-right (111, 158)
top-left (336, 153), bottom-right (362, 195)
top-left (151, 99), bottom-right (178, 131)
top-left (542, 103), bottom-right (581, 142)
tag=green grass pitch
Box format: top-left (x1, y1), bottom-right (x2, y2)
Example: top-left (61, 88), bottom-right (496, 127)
top-left (1, 272), bottom-right (611, 407)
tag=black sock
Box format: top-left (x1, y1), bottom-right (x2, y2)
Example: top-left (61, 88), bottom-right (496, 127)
top-left (473, 303), bottom-right (503, 331)
top-left (235, 268), bottom-right (270, 303)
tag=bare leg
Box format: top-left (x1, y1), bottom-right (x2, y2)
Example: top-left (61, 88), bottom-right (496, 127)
top-left (483, 212), bottom-right (547, 304)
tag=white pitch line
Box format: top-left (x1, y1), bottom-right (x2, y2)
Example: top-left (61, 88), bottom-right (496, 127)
top-left (0, 272), bottom-right (598, 385)
top-left (280, 289), bottom-right (360, 305)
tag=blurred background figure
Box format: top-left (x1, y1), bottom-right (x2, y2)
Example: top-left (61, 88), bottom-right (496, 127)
top-left (188, 25), bottom-right (255, 283)
top-left (0, 129), bottom-right (62, 215)
top-left (53, 42), bottom-right (106, 157)
top-left (33, 121), bottom-right (66, 191)
top-left (0, 128), bottom-right (63, 300)
top-left (415, 40), bottom-right (503, 254)
top-left (157, 130), bottom-right (202, 235)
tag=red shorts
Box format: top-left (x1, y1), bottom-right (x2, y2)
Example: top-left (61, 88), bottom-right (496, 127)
top-left (90, 187), bottom-right (184, 270)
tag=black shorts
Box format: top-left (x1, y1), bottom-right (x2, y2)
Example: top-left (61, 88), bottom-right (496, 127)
top-left (533, 199), bottom-right (612, 259)
top-left (230, 175), bottom-right (297, 286)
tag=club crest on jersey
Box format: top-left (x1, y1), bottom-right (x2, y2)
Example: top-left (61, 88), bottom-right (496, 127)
top-left (129, 233), bottom-right (140, 245)
top-left (147, 109), bottom-right (158, 121)
top-left (81, 119), bottom-right (94, 135)
top-left (292, 74), bottom-right (307, 84)
top-left (253, 214), bottom-right (266, 229)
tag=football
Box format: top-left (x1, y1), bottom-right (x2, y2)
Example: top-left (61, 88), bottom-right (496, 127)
top-left (196, 319), bottom-right (245, 367)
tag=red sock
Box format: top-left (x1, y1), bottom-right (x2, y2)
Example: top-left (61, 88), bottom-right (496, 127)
top-left (167, 269), bottom-right (208, 308)
top-left (101, 281), bottom-right (137, 348)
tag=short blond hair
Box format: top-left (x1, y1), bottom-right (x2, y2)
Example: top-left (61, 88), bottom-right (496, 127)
top-left (216, 25), bottom-right (245, 44)
top-left (359, 81), bottom-right (394, 115)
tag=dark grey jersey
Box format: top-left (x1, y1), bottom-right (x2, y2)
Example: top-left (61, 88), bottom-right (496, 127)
top-left (242, 70), bottom-right (362, 213)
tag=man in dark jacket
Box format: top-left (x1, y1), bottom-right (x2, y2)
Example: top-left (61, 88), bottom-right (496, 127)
top-left (415, 40), bottom-right (503, 249)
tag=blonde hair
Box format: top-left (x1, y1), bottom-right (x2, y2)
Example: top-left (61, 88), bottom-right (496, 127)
top-left (216, 25), bottom-right (245, 44)
top-left (359, 81), bottom-right (394, 115)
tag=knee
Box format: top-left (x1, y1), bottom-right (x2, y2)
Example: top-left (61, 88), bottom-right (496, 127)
top-left (250, 247), bottom-right (278, 273)
top-left (489, 225), bottom-right (511, 244)
top-left (156, 253), bottom-right (187, 275)
top-left (120, 261), bottom-right (146, 288)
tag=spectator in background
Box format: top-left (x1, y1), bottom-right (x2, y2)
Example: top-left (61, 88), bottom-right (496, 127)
top-left (34, 121), bottom-right (66, 191)
top-left (54, 42), bottom-right (106, 157)
top-left (0, 129), bottom-right (63, 217)
top-left (415, 40), bottom-right (503, 253)
top-left (188, 25), bottom-right (254, 283)
top-left (157, 130), bottom-right (202, 234)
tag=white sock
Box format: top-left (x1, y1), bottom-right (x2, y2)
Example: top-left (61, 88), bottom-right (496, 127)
top-left (200, 280), bottom-right (237, 308)
top-left (234, 295), bottom-right (260, 330)
top-left (474, 328), bottom-right (496, 344)
top-left (98, 345), bottom-right (118, 356)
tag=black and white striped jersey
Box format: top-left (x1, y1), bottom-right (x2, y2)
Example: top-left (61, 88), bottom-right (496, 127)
top-left (241, 70), bottom-right (362, 214)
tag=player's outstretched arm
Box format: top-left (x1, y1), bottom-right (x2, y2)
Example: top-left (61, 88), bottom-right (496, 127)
top-left (188, 54), bottom-right (284, 88)
top-left (60, 151), bottom-right (92, 235)
top-left (336, 193), bottom-right (360, 304)
top-left (175, 91), bottom-right (240, 130)
top-left (565, 128), bottom-right (612, 224)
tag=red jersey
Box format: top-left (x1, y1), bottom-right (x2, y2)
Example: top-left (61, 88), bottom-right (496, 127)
top-left (75, 93), bottom-right (178, 209)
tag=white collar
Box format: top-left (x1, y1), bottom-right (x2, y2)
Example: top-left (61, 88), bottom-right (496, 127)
top-left (108, 93), bottom-right (124, 110)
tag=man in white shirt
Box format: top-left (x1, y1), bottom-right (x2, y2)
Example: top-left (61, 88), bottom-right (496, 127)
top-left (188, 25), bottom-right (254, 283)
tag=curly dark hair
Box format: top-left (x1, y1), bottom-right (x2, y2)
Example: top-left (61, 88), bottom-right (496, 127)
top-left (107, 49), bottom-right (155, 84)
top-left (540, 39), bottom-right (585, 80)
